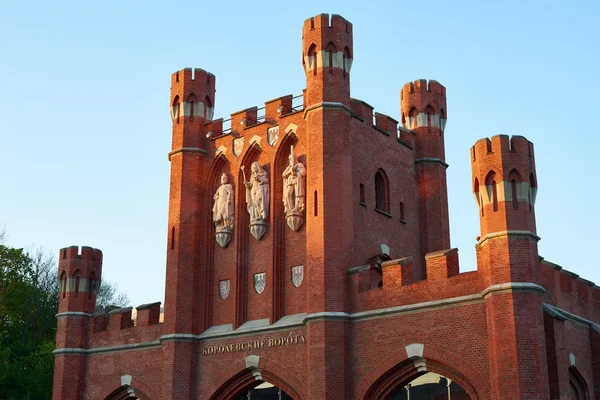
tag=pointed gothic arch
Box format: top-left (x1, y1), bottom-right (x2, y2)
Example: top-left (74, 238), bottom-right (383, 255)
top-left (209, 357), bottom-right (306, 400)
top-left (358, 343), bottom-right (487, 400)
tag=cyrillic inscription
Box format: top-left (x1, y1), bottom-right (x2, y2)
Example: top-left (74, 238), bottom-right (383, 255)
top-left (202, 332), bottom-right (306, 355)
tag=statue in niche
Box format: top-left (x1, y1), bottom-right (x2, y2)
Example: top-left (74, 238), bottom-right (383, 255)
top-left (282, 145), bottom-right (306, 232)
top-left (283, 145), bottom-right (306, 214)
top-left (241, 162), bottom-right (269, 240)
top-left (212, 173), bottom-right (234, 247)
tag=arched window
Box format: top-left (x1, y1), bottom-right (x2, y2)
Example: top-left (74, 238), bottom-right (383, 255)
top-left (187, 93), bottom-right (198, 121)
top-left (325, 42), bottom-right (337, 74)
top-left (171, 96), bottom-right (180, 123)
top-left (529, 173), bottom-right (537, 213)
top-left (88, 272), bottom-right (96, 299)
top-left (485, 171), bottom-right (498, 212)
top-left (375, 170), bottom-right (389, 213)
top-left (204, 95), bottom-right (213, 120)
top-left (408, 107), bottom-right (418, 129)
top-left (508, 169), bottom-right (522, 211)
top-left (343, 46), bottom-right (351, 77)
top-left (60, 271), bottom-right (67, 299)
top-left (474, 177), bottom-right (483, 216)
top-left (424, 105), bottom-right (435, 127)
top-left (569, 366), bottom-right (590, 400)
top-left (307, 44), bottom-right (317, 76)
top-left (73, 270), bottom-right (81, 298)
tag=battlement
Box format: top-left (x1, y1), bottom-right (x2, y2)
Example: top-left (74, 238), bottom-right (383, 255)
top-left (171, 67), bottom-right (215, 86)
top-left (471, 135), bottom-right (534, 164)
top-left (541, 259), bottom-right (600, 323)
top-left (59, 245), bottom-right (103, 263)
top-left (348, 248), bottom-right (483, 313)
top-left (374, 112), bottom-right (398, 136)
top-left (302, 13), bottom-right (353, 37)
top-left (401, 79), bottom-right (446, 98)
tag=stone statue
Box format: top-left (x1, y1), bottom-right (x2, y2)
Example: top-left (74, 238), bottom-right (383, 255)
top-left (212, 173), bottom-right (234, 248)
top-left (213, 173), bottom-right (234, 230)
top-left (282, 145), bottom-right (306, 214)
top-left (241, 162), bottom-right (269, 240)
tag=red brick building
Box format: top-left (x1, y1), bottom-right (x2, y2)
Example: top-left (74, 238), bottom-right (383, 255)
top-left (53, 13), bottom-right (600, 400)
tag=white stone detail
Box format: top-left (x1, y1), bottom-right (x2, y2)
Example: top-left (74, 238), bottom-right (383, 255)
top-left (303, 51), bottom-right (353, 74)
top-left (233, 137), bottom-right (244, 157)
top-left (475, 181), bottom-right (537, 208)
top-left (219, 280), bottom-right (230, 300)
top-left (254, 273), bottom-right (266, 294)
top-left (215, 146), bottom-right (227, 157)
top-left (413, 358), bottom-right (427, 372)
top-left (285, 123), bottom-right (298, 135)
top-left (120, 374), bottom-right (132, 386)
top-left (291, 265), bottom-right (304, 288)
top-left (268, 126), bottom-right (280, 146)
top-left (245, 355), bottom-right (260, 369)
top-left (249, 135), bottom-right (262, 146)
top-left (403, 113), bottom-right (446, 131)
top-left (213, 173), bottom-right (234, 248)
top-left (570, 353), bottom-right (576, 366)
top-left (405, 343), bottom-right (425, 358)
top-left (380, 244), bottom-right (390, 256)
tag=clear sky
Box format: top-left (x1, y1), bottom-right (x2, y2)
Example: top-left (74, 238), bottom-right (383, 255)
top-left (1, 0), bottom-right (598, 307)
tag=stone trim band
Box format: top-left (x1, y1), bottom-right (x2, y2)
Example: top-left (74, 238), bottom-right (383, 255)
top-left (54, 282), bottom-right (556, 355)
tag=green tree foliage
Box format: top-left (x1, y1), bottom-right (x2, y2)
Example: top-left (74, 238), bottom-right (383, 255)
top-left (0, 228), bottom-right (129, 399)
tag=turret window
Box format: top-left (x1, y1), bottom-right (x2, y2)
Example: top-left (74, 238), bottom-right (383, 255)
top-left (485, 171), bottom-right (498, 212)
top-left (60, 271), bottom-right (67, 299)
top-left (73, 270), bottom-right (81, 298)
top-left (360, 184), bottom-right (366, 205)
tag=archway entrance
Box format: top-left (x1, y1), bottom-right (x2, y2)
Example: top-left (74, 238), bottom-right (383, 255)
top-left (389, 372), bottom-right (470, 399)
top-left (236, 381), bottom-right (293, 399)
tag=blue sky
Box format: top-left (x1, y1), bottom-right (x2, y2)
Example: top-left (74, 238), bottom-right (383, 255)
top-left (1, 0), bottom-right (598, 307)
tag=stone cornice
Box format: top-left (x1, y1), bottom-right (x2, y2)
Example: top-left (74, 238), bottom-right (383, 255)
top-left (415, 158), bottom-right (449, 168)
top-left (302, 102), bottom-right (354, 118)
top-left (56, 311), bottom-right (94, 318)
top-left (167, 147), bottom-right (207, 161)
top-left (477, 230), bottom-right (541, 246)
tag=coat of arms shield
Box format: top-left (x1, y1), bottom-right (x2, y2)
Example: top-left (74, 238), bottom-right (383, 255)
top-left (254, 272), bottom-right (266, 294)
top-left (291, 265), bottom-right (304, 288)
top-left (233, 137), bottom-right (244, 157)
top-left (268, 126), bottom-right (279, 146)
top-left (219, 280), bottom-right (230, 300)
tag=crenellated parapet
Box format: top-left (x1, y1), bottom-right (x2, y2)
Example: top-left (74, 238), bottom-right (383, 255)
top-left (541, 259), bottom-right (600, 324)
top-left (401, 79), bottom-right (447, 132)
top-left (347, 247), bottom-right (482, 313)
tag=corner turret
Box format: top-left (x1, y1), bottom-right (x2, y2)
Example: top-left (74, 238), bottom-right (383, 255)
top-left (170, 68), bottom-right (216, 151)
top-left (302, 14), bottom-right (353, 105)
top-left (58, 245), bottom-right (103, 314)
top-left (471, 135), bottom-right (537, 238)
top-left (401, 80), bottom-right (450, 276)
top-left (54, 245), bottom-right (102, 400)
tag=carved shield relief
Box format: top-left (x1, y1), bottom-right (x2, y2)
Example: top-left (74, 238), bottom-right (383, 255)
top-left (219, 280), bottom-right (230, 300)
top-left (291, 265), bottom-right (304, 288)
top-left (233, 137), bottom-right (244, 157)
top-left (254, 272), bottom-right (266, 294)
top-left (268, 126), bottom-right (279, 146)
